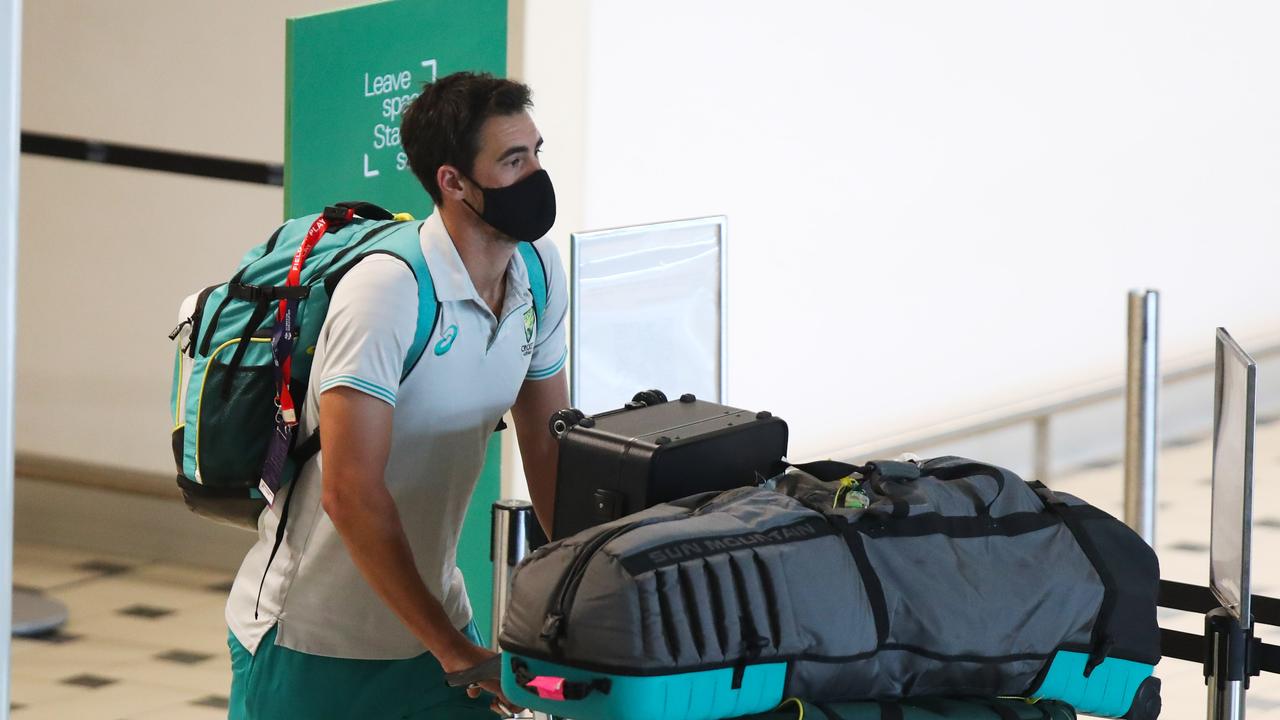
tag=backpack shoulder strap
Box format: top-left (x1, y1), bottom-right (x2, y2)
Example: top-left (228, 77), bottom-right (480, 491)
top-left (356, 221), bottom-right (438, 381)
top-left (516, 242), bottom-right (549, 328)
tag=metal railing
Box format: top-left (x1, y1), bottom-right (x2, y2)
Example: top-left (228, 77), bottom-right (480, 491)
top-left (822, 340), bottom-right (1280, 487)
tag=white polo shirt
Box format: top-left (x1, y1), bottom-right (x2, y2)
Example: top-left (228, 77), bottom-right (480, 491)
top-left (226, 212), bottom-right (567, 660)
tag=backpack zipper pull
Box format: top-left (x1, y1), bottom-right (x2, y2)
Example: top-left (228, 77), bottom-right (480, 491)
top-left (168, 318), bottom-right (192, 341)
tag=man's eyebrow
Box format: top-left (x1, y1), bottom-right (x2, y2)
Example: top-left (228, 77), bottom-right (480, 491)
top-left (496, 137), bottom-right (544, 162)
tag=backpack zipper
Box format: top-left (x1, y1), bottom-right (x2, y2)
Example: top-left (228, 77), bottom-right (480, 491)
top-left (185, 284), bottom-right (222, 359)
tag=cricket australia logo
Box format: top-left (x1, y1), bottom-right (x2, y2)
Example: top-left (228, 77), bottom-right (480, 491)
top-left (521, 306), bottom-right (536, 356)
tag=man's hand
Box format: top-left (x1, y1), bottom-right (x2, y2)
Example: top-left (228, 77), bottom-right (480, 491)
top-left (439, 642), bottom-right (525, 717)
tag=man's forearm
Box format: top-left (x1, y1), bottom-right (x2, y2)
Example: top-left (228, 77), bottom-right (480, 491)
top-left (324, 478), bottom-right (471, 662)
top-left (511, 370), bottom-right (569, 538)
top-left (519, 433), bottom-right (558, 537)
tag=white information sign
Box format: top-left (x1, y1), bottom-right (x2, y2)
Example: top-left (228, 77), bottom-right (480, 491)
top-left (570, 217), bottom-right (726, 416)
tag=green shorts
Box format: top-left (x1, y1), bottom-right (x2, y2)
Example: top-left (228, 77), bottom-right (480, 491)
top-left (227, 622), bottom-right (496, 720)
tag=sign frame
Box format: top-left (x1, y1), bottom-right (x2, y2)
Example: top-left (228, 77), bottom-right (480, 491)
top-left (569, 215), bottom-right (728, 413)
top-left (1210, 327), bottom-right (1257, 628)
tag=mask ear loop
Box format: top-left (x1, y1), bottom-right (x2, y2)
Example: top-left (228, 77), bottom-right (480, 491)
top-left (457, 170), bottom-right (488, 219)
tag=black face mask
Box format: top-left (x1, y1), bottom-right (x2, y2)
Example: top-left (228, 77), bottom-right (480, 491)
top-left (462, 169), bottom-right (557, 243)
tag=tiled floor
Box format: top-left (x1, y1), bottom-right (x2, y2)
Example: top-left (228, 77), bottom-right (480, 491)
top-left (7, 418), bottom-right (1280, 718)
top-left (10, 545), bottom-right (234, 719)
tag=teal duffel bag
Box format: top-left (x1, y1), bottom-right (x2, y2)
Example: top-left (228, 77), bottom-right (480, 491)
top-left (736, 697), bottom-right (1076, 720)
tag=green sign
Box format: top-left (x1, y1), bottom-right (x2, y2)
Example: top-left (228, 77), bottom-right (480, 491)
top-left (285, 0), bottom-right (507, 219)
top-left (285, 0), bottom-right (508, 644)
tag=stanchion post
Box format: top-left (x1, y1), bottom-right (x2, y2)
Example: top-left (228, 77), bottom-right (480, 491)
top-left (490, 500), bottom-right (534, 652)
top-left (1124, 289), bottom-right (1159, 545)
top-left (491, 500), bottom-right (559, 720)
top-left (1032, 415), bottom-right (1051, 483)
top-left (1206, 607), bottom-right (1255, 720)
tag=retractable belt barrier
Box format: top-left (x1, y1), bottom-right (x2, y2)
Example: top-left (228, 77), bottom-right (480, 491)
top-left (1157, 580), bottom-right (1280, 677)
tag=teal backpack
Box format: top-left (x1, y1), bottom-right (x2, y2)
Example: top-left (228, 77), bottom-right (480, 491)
top-left (169, 202), bottom-right (549, 530)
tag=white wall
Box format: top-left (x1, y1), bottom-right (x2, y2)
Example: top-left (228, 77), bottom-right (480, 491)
top-left (17, 0), bottom-right (366, 476)
top-left (501, 0), bottom-right (590, 499)
top-left (18, 0), bottom-right (1280, 491)
top-left (572, 1), bottom-right (1280, 460)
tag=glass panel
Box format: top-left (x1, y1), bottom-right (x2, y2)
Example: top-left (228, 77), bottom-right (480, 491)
top-left (1210, 328), bottom-right (1256, 627)
top-left (571, 218), bottom-right (725, 416)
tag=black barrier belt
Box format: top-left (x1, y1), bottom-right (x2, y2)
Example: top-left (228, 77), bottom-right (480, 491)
top-left (1160, 580), bottom-right (1280, 627)
top-left (1160, 628), bottom-right (1206, 664)
top-left (1265, 640), bottom-right (1280, 674)
top-left (1159, 582), bottom-right (1280, 674)
top-left (21, 131), bottom-right (284, 186)
top-left (1161, 629), bottom-right (1280, 674)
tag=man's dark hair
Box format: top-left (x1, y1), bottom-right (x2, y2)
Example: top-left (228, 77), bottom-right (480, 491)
top-left (401, 72), bottom-right (533, 204)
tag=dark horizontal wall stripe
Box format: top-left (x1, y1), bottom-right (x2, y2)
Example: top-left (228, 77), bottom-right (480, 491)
top-left (20, 131), bottom-right (283, 186)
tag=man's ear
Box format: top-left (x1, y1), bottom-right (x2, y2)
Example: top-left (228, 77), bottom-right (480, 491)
top-left (436, 165), bottom-right (467, 201)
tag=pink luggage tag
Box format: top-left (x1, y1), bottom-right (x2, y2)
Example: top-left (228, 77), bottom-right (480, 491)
top-left (527, 676), bottom-right (566, 701)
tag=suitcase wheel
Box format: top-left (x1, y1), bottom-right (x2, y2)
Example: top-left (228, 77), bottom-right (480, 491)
top-left (1122, 676), bottom-right (1161, 720)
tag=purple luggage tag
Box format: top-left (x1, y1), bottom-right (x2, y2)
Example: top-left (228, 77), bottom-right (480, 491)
top-left (259, 296), bottom-right (300, 506)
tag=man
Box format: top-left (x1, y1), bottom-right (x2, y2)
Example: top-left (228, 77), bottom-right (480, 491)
top-left (225, 72), bottom-right (568, 719)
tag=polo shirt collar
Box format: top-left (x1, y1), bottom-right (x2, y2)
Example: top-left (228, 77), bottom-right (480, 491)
top-left (419, 212), bottom-right (532, 309)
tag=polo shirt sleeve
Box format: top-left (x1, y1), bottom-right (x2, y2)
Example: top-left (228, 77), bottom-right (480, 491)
top-left (526, 238), bottom-right (568, 381)
top-left (314, 255), bottom-right (418, 407)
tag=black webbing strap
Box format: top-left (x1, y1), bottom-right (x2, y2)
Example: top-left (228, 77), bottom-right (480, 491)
top-left (228, 283), bottom-right (311, 303)
top-left (779, 460), bottom-right (865, 482)
top-left (290, 431), bottom-right (321, 467)
top-left (199, 292), bottom-right (234, 358)
top-left (199, 225), bottom-right (287, 357)
top-left (220, 299), bottom-right (273, 399)
top-left (331, 200), bottom-right (393, 221)
top-left (1028, 481), bottom-right (1115, 677)
top-left (833, 515), bottom-right (890, 646)
top-left (929, 462), bottom-right (1004, 516)
top-left (252, 428), bottom-right (322, 621)
top-left (253, 472), bottom-right (300, 621)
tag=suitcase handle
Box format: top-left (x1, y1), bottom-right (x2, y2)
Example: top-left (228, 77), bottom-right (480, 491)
top-left (510, 657), bottom-right (612, 701)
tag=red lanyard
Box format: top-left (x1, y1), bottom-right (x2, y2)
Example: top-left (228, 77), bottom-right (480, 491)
top-left (276, 207), bottom-right (354, 425)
